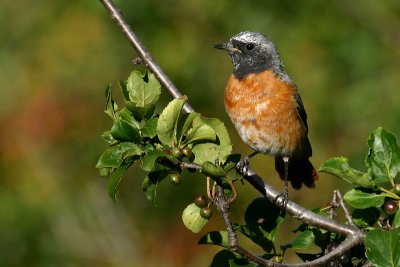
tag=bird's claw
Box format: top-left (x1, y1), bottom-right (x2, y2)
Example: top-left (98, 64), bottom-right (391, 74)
top-left (236, 156), bottom-right (250, 176)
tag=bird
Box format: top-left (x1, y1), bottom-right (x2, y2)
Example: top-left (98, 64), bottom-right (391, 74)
top-left (213, 31), bottom-right (318, 190)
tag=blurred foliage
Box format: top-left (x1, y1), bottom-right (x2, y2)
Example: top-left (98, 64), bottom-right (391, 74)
top-left (0, 0), bottom-right (399, 266)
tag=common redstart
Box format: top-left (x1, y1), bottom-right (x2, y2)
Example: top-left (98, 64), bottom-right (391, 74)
top-left (214, 31), bottom-right (318, 189)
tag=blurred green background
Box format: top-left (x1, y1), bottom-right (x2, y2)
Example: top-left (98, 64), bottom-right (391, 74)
top-left (1, 0), bottom-right (399, 266)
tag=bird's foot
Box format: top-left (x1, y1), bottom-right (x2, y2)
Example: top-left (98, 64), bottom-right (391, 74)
top-left (273, 186), bottom-right (289, 213)
top-left (236, 152), bottom-right (258, 176)
top-left (236, 156), bottom-right (250, 176)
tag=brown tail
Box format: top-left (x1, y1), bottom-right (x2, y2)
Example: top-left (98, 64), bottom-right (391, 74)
top-left (274, 156), bottom-right (318, 189)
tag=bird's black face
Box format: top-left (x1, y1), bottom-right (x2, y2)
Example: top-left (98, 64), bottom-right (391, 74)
top-left (214, 31), bottom-right (284, 79)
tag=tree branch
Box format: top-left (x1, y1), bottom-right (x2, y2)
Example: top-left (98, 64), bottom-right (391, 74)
top-left (98, 0), bottom-right (194, 114)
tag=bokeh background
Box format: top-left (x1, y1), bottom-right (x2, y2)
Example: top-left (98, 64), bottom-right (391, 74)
top-left (1, 1), bottom-right (400, 266)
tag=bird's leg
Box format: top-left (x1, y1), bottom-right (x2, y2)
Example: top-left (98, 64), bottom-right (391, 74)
top-left (236, 151), bottom-right (258, 176)
top-left (274, 156), bottom-right (289, 212)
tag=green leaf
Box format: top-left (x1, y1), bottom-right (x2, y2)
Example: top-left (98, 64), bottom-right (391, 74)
top-left (107, 163), bottom-right (130, 203)
top-left (176, 112), bottom-right (199, 145)
top-left (142, 171), bottom-right (168, 206)
top-left (101, 131), bottom-right (116, 144)
top-left (182, 203), bottom-right (209, 233)
top-left (352, 207), bottom-right (380, 228)
top-left (96, 143), bottom-right (142, 169)
top-left (182, 124), bottom-right (216, 146)
top-left (198, 231), bottom-right (229, 248)
top-left (343, 189), bottom-right (385, 209)
top-left (104, 84), bottom-right (118, 121)
top-left (110, 108), bottom-right (141, 142)
top-left (126, 70), bottom-right (161, 108)
top-left (238, 197), bottom-right (284, 253)
top-left (281, 230), bottom-right (315, 250)
top-left (192, 116), bottom-right (232, 163)
top-left (157, 96), bottom-right (187, 147)
top-left (192, 143), bottom-right (220, 165)
top-left (142, 117), bottom-right (158, 138)
top-left (141, 150), bottom-right (179, 172)
top-left (319, 156), bottom-right (374, 188)
top-left (129, 104), bottom-right (156, 120)
top-left (366, 127), bottom-right (400, 184)
top-left (201, 161), bottom-right (226, 178)
top-left (209, 250), bottom-right (256, 267)
top-left (394, 209), bottom-right (400, 228)
top-left (365, 228), bottom-right (400, 267)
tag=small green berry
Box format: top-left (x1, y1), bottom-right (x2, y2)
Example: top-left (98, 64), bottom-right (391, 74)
top-left (171, 147), bottom-right (183, 158)
top-left (200, 207), bottom-right (212, 219)
top-left (194, 194), bottom-right (208, 208)
top-left (182, 146), bottom-right (193, 157)
top-left (169, 173), bottom-right (182, 185)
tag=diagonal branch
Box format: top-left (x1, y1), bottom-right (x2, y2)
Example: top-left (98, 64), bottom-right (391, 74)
top-left (99, 0), bottom-right (194, 114)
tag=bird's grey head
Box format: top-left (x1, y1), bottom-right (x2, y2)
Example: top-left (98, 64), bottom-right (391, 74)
top-left (214, 31), bottom-right (286, 80)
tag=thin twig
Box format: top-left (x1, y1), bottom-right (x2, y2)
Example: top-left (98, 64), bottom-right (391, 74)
top-left (99, 0), bottom-right (194, 114)
top-left (335, 189), bottom-right (355, 226)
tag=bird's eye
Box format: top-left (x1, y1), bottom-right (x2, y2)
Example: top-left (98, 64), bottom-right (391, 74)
top-left (245, 43), bottom-right (255, 50)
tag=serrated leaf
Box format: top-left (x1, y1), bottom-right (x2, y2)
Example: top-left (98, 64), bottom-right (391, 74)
top-left (142, 171), bottom-right (168, 206)
top-left (182, 203), bottom-right (208, 233)
top-left (192, 116), bottom-right (232, 163)
top-left (126, 70), bottom-right (161, 108)
top-left (141, 150), bottom-right (179, 172)
top-left (198, 231), bottom-right (229, 248)
top-left (107, 163), bottom-right (130, 203)
top-left (182, 124), bottom-right (216, 146)
top-left (343, 189), bottom-right (385, 209)
top-left (365, 228), bottom-right (400, 267)
top-left (157, 97), bottom-right (187, 147)
top-left (104, 84), bottom-right (118, 121)
top-left (192, 143), bottom-right (220, 165)
top-left (319, 156), bottom-right (374, 188)
top-left (281, 230), bottom-right (315, 250)
top-left (142, 117), bottom-right (158, 138)
top-left (96, 143), bottom-right (141, 169)
top-left (129, 104), bottom-right (156, 120)
top-left (366, 127), bottom-right (400, 184)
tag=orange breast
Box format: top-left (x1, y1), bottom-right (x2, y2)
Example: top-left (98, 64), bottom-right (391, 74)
top-left (224, 70), bottom-right (306, 157)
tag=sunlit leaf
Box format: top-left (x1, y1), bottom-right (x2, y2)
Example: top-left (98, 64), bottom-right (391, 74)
top-left (366, 127), bottom-right (400, 184)
top-left (281, 230), bottom-right (315, 250)
top-left (126, 70), bottom-right (161, 108)
top-left (181, 124), bottom-right (216, 146)
top-left (343, 189), bottom-right (385, 209)
top-left (182, 203), bottom-right (208, 233)
top-left (142, 117), bottom-right (158, 138)
top-left (96, 143), bottom-right (141, 169)
top-left (157, 96), bottom-right (187, 146)
top-left (319, 156), bottom-right (374, 188)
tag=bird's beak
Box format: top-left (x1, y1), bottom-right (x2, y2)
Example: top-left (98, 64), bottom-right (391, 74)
top-left (213, 42), bottom-right (241, 53)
